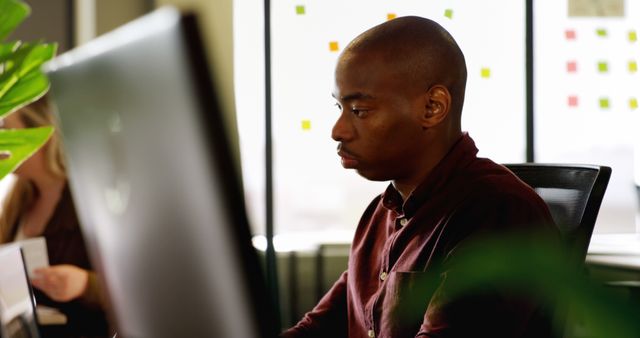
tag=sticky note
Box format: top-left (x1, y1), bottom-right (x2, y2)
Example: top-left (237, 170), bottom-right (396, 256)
top-left (295, 5), bottom-right (305, 15)
top-left (597, 61), bottom-right (608, 73)
top-left (567, 61), bottom-right (577, 73)
top-left (565, 29), bottom-right (576, 40)
top-left (444, 9), bottom-right (453, 19)
top-left (480, 68), bottom-right (491, 78)
top-left (629, 61), bottom-right (638, 73)
top-left (387, 13), bottom-right (396, 21)
top-left (599, 98), bottom-right (610, 109)
top-left (631, 98), bottom-right (638, 110)
top-left (630, 31), bottom-right (638, 42)
top-left (329, 41), bottom-right (339, 52)
top-left (568, 96), bottom-right (578, 107)
top-left (596, 28), bottom-right (607, 37)
top-left (301, 120), bottom-right (311, 131)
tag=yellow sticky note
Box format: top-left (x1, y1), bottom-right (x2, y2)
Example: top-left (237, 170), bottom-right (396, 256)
top-left (599, 98), bottom-right (610, 109)
top-left (329, 41), bottom-right (339, 52)
top-left (630, 98), bottom-right (638, 110)
top-left (295, 5), bottom-right (305, 15)
top-left (301, 120), bottom-right (311, 131)
top-left (597, 61), bottom-right (608, 73)
top-left (387, 13), bottom-right (397, 21)
top-left (596, 28), bottom-right (607, 37)
top-left (629, 61), bottom-right (638, 73)
top-left (630, 30), bottom-right (638, 42)
top-left (480, 68), bottom-right (491, 78)
top-left (444, 9), bottom-right (453, 19)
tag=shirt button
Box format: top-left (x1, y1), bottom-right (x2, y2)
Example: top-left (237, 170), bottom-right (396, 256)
top-left (399, 218), bottom-right (408, 226)
top-left (368, 329), bottom-right (375, 337)
top-left (379, 271), bottom-right (387, 281)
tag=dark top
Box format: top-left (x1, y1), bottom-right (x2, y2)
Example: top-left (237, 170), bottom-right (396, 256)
top-left (13, 185), bottom-right (109, 338)
top-left (282, 134), bottom-right (558, 338)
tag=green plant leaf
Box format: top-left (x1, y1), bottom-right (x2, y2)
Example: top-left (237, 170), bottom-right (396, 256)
top-left (0, 126), bottom-right (53, 179)
top-left (0, 41), bottom-right (56, 118)
top-left (0, 0), bottom-right (30, 41)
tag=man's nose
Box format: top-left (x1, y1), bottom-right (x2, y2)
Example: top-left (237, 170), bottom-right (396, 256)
top-left (331, 112), bottom-right (353, 142)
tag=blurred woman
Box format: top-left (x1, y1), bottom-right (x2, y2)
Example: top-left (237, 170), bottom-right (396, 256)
top-left (0, 95), bottom-right (110, 338)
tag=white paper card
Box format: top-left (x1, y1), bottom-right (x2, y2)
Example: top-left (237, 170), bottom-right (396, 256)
top-left (16, 237), bottom-right (49, 278)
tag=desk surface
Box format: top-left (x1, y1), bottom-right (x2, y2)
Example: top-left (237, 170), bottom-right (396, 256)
top-left (254, 231), bottom-right (640, 269)
top-left (587, 233), bottom-right (640, 270)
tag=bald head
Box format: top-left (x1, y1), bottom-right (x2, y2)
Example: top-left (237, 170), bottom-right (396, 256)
top-left (341, 16), bottom-right (467, 121)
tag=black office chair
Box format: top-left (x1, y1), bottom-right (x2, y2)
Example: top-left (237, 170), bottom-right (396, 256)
top-left (504, 164), bottom-right (612, 337)
top-left (504, 163), bottom-right (611, 263)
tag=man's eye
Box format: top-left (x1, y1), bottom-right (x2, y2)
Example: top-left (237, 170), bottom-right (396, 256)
top-left (352, 108), bottom-right (368, 117)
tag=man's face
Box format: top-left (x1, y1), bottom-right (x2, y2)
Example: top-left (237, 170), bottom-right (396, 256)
top-left (331, 52), bottom-right (426, 182)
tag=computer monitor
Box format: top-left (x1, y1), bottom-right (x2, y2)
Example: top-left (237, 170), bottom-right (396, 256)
top-left (0, 245), bottom-right (40, 338)
top-left (45, 7), bottom-right (275, 338)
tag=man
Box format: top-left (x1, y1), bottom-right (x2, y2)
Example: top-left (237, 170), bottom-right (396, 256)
top-left (282, 16), bottom-right (557, 337)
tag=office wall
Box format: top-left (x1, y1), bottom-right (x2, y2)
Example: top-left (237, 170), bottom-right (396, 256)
top-left (535, 0), bottom-right (640, 233)
top-left (11, 0), bottom-right (73, 53)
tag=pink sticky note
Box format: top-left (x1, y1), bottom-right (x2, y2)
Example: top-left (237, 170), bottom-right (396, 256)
top-left (568, 96), bottom-right (578, 107)
top-left (567, 61), bottom-right (577, 73)
top-left (565, 29), bottom-right (576, 40)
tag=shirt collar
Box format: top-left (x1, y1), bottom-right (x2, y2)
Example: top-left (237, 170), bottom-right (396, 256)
top-left (381, 133), bottom-right (479, 217)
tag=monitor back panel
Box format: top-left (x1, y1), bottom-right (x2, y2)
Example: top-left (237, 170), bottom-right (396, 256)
top-left (46, 8), bottom-right (272, 338)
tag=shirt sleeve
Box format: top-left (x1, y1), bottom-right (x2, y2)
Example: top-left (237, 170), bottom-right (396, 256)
top-left (281, 271), bottom-right (349, 338)
top-left (415, 192), bottom-right (558, 338)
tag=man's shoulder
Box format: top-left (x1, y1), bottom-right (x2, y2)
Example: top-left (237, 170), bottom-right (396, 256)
top-left (461, 158), bottom-right (542, 203)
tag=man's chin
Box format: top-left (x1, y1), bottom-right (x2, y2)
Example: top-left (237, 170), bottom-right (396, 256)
top-left (354, 168), bottom-right (390, 182)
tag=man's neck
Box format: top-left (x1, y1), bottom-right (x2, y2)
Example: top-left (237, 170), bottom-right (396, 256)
top-left (391, 130), bottom-right (463, 201)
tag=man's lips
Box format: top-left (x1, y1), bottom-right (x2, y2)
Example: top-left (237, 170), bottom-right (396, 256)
top-left (337, 146), bottom-right (359, 168)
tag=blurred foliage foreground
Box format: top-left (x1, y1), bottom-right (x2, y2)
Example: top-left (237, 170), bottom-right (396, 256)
top-left (400, 231), bottom-right (640, 338)
top-left (0, 0), bottom-right (56, 179)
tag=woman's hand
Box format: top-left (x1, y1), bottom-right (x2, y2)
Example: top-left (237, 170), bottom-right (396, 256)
top-left (31, 265), bottom-right (89, 302)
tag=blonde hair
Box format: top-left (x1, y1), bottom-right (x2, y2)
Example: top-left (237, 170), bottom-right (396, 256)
top-left (0, 94), bottom-right (67, 243)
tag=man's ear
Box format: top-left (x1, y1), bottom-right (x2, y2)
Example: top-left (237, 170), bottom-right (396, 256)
top-left (421, 85), bottom-right (451, 128)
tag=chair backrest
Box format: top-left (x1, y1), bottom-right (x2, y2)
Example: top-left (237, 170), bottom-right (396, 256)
top-left (504, 163), bottom-right (611, 263)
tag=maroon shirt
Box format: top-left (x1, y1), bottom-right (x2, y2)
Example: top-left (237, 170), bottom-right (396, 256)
top-left (282, 134), bottom-right (557, 338)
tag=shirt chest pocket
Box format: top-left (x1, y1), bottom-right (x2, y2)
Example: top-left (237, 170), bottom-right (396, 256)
top-left (377, 271), bottom-right (440, 336)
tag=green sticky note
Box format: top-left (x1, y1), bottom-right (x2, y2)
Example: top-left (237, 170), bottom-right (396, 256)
top-left (301, 120), bottom-right (311, 131)
top-left (630, 31), bottom-right (638, 42)
top-left (629, 61), bottom-right (638, 73)
top-left (596, 28), bottom-right (607, 37)
top-left (481, 68), bottom-right (491, 78)
top-left (599, 98), bottom-right (610, 109)
top-left (598, 62), bottom-right (608, 73)
top-left (631, 98), bottom-right (638, 110)
top-left (444, 9), bottom-right (453, 19)
top-left (295, 5), bottom-right (305, 15)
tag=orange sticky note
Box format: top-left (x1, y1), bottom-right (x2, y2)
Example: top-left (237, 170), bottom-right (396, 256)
top-left (444, 9), bottom-right (453, 19)
top-left (329, 41), bottom-right (339, 52)
top-left (629, 61), bottom-right (638, 73)
top-left (480, 68), bottom-right (491, 78)
top-left (630, 98), bottom-right (638, 110)
top-left (387, 13), bottom-right (397, 21)
top-left (301, 120), bottom-right (311, 131)
top-left (568, 96), bottom-right (578, 107)
top-left (567, 61), bottom-right (577, 73)
top-left (599, 98), bottom-right (610, 109)
top-left (565, 29), bottom-right (576, 40)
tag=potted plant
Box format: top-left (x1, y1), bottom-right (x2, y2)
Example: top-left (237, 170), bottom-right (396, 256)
top-left (0, 0), bottom-right (57, 179)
